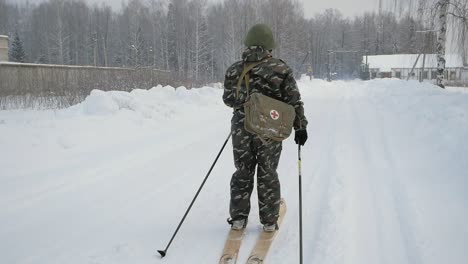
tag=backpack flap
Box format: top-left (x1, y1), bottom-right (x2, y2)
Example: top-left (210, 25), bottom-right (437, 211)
top-left (244, 93), bottom-right (295, 142)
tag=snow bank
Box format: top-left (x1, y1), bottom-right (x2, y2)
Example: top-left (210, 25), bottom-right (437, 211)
top-left (72, 85), bottom-right (223, 118)
top-left (298, 78), bottom-right (468, 150)
top-left (447, 86), bottom-right (468, 93)
top-left (81, 90), bottom-right (121, 115)
top-left (297, 78), bottom-right (446, 98)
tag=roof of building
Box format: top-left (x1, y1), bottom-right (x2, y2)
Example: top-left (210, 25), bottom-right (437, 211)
top-left (363, 54), bottom-right (465, 71)
top-left (0, 35), bottom-right (8, 39)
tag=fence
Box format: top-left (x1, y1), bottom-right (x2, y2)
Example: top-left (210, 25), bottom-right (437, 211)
top-left (0, 62), bottom-right (172, 109)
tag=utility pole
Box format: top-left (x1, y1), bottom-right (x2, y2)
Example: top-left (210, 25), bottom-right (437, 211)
top-left (407, 54), bottom-right (421, 81)
top-left (365, 50), bottom-right (370, 80)
top-left (327, 50), bottom-right (332, 82)
top-left (93, 35), bottom-right (97, 67)
top-left (295, 51), bottom-right (310, 79)
top-left (377, 0), bottom-right (383, 53)
top-left (416, 30), bottom-right (438, 82)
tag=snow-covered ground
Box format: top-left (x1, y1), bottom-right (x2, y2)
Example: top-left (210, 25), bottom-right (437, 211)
top-left (1, 79), bottom-right (467, 264)
top-left (447, 86), bottom-right (468, 93)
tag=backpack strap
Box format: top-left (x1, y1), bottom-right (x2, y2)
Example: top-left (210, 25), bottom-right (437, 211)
top-left (236, 59), bottom-right (268, 99)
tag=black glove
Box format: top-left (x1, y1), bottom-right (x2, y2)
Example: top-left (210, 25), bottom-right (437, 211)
top-left (294, 129), bottom-right (308, 146)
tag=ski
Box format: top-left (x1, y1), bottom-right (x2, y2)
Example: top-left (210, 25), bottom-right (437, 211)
top-left (246, 199), bottom-right (287, 264)
top-left (219, 228), bottom-right (246, 264)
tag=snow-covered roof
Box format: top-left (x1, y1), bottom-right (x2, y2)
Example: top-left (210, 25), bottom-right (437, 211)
top-left (363, 54), bottom-right (464, 71)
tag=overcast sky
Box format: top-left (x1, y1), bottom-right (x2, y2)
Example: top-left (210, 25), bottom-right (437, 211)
top-left (11, 0), bottom-right (381, 18)
top-left (299, 0), bottom-right (379, 18)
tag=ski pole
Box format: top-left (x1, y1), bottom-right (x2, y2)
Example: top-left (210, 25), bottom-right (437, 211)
top-left (298, 145), bottom-right (303, 264)
top-left (158, 132), bottom-right (232, 258)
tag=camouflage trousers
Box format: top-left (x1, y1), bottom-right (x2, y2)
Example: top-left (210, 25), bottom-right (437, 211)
top-left (230, 112), bottom-right (282, 225)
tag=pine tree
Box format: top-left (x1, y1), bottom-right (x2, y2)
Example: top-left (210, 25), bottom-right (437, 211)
top-left (10, 31), bottom-right (26, 63)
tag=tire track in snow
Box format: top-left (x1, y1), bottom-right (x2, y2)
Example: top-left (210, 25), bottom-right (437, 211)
top-left (302, 96), bottom-right (346, 264)
top-left (347, 94), bottom-right (423, 264)
top-left (268, 95), bottom-right (345, 263)
top-left (345, 98), bottom-right (394, 264)
top-left (373, 99), bottom-right (424, 264)
top-left (3, 115), bottom-right (227, 212)
top-left (311, 94), bottom-right (382, 264)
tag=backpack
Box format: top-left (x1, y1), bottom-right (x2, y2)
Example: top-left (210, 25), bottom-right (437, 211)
top-left (236, 60), bottom-right (296, 142)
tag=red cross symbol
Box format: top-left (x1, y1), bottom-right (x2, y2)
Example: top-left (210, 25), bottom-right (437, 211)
top-left (270, 110), bottom-right (279, 120)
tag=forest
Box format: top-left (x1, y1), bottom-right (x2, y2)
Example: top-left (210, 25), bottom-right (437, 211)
top-left (1, 0), bottom-right (467, 82)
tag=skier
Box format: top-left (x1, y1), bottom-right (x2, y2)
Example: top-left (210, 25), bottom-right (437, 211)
top-left (223, 24), bottom-right (308, 232)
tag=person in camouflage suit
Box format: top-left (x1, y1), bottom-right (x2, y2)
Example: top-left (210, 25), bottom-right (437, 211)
top-left (223, 24), bottom-right (308, 232)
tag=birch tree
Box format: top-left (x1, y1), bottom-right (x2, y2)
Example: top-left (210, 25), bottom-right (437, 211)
top-left (149, 0), bottom-right (167, 69)
top-left (50, 0), bottom-right (70, 64)
top-left (189, 0), bottom-right (211, 81)
top-left (437, 0), bottom-right (449, 88)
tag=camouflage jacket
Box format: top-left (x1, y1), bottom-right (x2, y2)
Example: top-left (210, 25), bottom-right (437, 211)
top-left (223, 47), bottom-right (308, 130)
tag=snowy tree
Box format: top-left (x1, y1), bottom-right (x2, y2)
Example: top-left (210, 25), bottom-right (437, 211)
top-left (167, 1), bottom-right (179, 73)
top-left (121, 0), bottom-right (151, 67)
top-left (448, 0), bottom-right (468, 65)
top-left (9, 31), bottom-right (26, 62)
top-left (149, 0), bottom-right (168, 69)
top-left (48, 0), bottom-right (70, 65)
top-left (189, 0), bottom-right (212, 81)
top-left (222, 0), bottom-right (243, 69)
top-left (0, 0), bottom-right (10, 35)
top-left (2, 0), bottom-right (461, 83)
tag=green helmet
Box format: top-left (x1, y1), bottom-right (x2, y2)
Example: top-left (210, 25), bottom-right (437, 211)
top-left (244, 24), bottom-right (276, 50)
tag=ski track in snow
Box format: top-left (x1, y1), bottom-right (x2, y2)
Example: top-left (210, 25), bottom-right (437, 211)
top-left (0, 79), bottom-right (467, 264)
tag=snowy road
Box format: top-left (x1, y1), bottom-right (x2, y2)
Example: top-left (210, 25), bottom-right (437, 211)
top-left (1, 80), bottom-right (467, 264)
